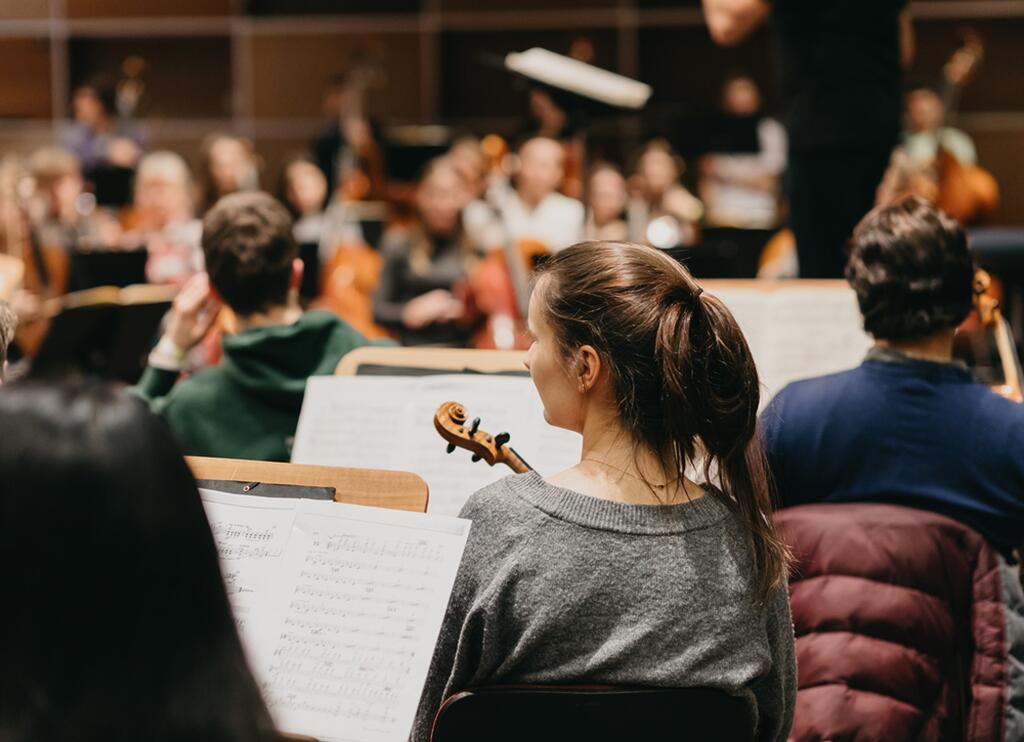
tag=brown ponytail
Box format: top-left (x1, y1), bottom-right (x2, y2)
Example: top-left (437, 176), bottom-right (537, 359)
top-left (535, 241), bottom-right (790, 602)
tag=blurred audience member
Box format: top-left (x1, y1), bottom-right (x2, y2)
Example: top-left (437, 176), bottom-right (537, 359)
top-left (628, 139), bottom-right (703, 248)
top-left (584, 163), bottom-right (628, 241)
top-left (700, 74), bottom-right (786, 229)
top-left (199, 133), bottom-right (259, 214)
top-left (374, 158), bottom-right (475, 346)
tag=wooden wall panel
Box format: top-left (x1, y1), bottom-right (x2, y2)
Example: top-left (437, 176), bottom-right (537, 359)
top-left (249, 33), bottom-right (423, 120)
top-left (0, 39), bottom-right (51, 118)
top-left (247, 0), bottom-right (419, 14)
top-left (65, 0), bottom-right (232, 18)
top-left (970, 128), bottom-right (1024, 227)
top-left (67, 37), bottom-right (233, 118)
top-left (0, 0), bottom-right (48, 18)
top-left (909, 18), bottom-right (1024, 113)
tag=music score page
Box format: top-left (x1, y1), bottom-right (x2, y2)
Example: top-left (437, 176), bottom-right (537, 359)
top-left (200, 490), bottom-right (470, 742)
top-left (706, 283), bottom-right (873, 402)
top-left (291, 375), bottom-right (582, 516)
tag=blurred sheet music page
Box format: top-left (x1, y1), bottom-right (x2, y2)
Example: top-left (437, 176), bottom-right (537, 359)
top-left (199, 490), bottom-right (470, 742)
top-left (291, 375), bottom-right (582, 516)
top-left (706, 282), bottom-right (872, 403)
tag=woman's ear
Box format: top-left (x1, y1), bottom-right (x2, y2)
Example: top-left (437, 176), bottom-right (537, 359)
top-left (577, 344), bottom-right (602, 393)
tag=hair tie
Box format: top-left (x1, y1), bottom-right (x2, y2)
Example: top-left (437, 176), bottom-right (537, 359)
top-left (692, 287), bottom-right (704, 308)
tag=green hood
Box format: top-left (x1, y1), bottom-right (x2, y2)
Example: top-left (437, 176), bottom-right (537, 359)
top-left (220, 310), bottom-right (366, 411)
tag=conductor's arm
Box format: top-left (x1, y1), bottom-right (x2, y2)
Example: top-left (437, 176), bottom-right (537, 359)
top-left (702, 0), bottom-right (770, 46)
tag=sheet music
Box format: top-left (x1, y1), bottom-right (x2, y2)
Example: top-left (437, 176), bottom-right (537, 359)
top-left (199, 490), bottom-right (470, 742)
top-left (244, 499), bottom-right (470, 742)
top-left (292, 375), bottom-right (582, 516)
top-left (709, 284), bottom-right (872, 402)
top-left (200, 489), bottom-right (298, 630)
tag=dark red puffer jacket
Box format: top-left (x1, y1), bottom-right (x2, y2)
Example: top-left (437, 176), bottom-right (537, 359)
top-left (775, 503), bottom-right (1021, 742)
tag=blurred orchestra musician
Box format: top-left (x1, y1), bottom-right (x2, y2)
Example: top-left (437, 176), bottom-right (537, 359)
top-left (447, 137), bottom-right (490, 204)
top-left (702, 0), bottom-right (914, 278)
top-left (311, 72), bottom-right (385, 203)
top-left (697, 73), bottom-right (786, 276)
top-left (583, 163), bottom-right (629, 242)
top-left (627, 139), bottom-right (703, 249)
top-left (21, 147), bottom-right (120, 289)
top-left (279, 154), bottom-right (364, 305)
top-left (127, 151), bottom-right (203, 287)
top-left (61, 78), bottom-right (145, 183)
top-left (373, 158), bottom-right (476, 347)
top-left (761, 196), bottom-right (1024, 558)
top-left (463, 136), bottom-right (584, 255)
top-left (198, 133), bottom-right (259, 215)
top-left (903, 79), bottom-right (977, 169)
top-left (700, 73), bottom-right (786, 232)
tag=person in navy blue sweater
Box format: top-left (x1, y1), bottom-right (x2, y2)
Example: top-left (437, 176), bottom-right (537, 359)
top-left (761, 196), bottom-right (1024, 558)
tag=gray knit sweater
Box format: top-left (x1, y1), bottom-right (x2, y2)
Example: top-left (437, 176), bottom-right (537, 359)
top-left (413, 471), bottom-right (796, 741)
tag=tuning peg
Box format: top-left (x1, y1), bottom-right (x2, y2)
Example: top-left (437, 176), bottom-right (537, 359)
top-left (469, 417), bottom-right (481, 436)
top-left (446, 443), bottom-right (456, 454)
top-left (494, 432), bottom-right (511, 447)
top-left (471, 454), bottom-right (481, 462)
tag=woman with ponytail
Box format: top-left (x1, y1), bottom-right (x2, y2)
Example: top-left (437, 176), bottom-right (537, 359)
top-left (414, 241), bottom-right (795, 741)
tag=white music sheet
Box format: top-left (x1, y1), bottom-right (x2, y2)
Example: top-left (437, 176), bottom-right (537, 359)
top-left (708, 284), bottom-right (872, 402)
top-left (291, 375), bottom-right (582, 516)
top-left (201, 489), bottom-right (298, 631)
top-left (200, 490), bottom-right (470, 742)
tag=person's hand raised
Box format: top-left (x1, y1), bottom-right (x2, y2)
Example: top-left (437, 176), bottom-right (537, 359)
top-left (163, 273), bottom-right (222, 352)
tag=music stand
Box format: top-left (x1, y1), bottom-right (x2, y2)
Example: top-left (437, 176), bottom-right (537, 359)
top-left (30, 284), bottom-right (176, 383)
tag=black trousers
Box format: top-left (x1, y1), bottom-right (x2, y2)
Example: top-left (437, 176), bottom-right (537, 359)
top-left (788, 147), bottom-right (892, 278)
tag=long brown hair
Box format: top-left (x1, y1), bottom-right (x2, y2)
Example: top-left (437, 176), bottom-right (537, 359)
top-left (534, 241), bottom-right (790, 601)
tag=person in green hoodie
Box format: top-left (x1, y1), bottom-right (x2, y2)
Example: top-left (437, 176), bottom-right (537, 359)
top-left (135, 190), bottom-right (376, 460)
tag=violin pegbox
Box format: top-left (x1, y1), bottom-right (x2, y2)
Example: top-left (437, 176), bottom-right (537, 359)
top-left (434, 401), bottom-right (506, 466)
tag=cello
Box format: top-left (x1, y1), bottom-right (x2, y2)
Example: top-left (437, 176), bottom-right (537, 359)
top-left (973, 270), bottom-right (1023, 403)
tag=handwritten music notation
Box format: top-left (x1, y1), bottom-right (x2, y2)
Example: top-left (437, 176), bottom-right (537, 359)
top-left (260, 519), bottom-right (462, 740)
top-left (200, 491), bottom-right (470, 742)
top-left (200, 491), bottom-right (298, 631)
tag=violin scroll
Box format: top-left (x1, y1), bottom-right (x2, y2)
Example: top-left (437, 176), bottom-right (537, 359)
top-left (433, 401), bottom-right (532, 473)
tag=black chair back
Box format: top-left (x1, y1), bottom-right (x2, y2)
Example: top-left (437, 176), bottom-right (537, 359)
top-left (430, 685), bottom-right (755, 742)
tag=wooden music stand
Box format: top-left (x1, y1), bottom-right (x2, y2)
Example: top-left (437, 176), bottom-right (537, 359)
top-left (186, 456), bottom-right (429, 513)
top-left (0, 254), bottom-right (23, 301)
top-left (336, 346), bottom-right (527, 376)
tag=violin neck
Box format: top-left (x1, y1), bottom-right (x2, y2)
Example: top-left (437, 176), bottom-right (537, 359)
top-left (502, 446), bottom-right (533, 474)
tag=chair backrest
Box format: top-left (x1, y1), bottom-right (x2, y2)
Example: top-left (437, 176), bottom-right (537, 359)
top-left (430, 685), bottom-right (755, 742)
top-left (336, 346), bottom-right (527, 376)
top-left (186, 456), bottom-right (429, 512)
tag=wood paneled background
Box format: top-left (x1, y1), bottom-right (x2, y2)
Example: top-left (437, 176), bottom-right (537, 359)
top-left (0, 0), bottom-right (1021, 223)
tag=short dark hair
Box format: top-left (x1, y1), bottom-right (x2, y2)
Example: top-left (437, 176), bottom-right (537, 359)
top-left (846, 196), bottom-right (975, 340)
top-left (202, 191), bottom-right (297, 316)
top-left (0, 300), bottom-right (15, 377)
top-left (0, 379), bottom-right (280, 741)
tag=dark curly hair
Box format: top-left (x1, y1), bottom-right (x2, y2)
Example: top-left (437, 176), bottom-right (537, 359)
top-left (202, 191), bottom-right (297, 317)
top-left (845, 196), bottom-right (974, 341)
